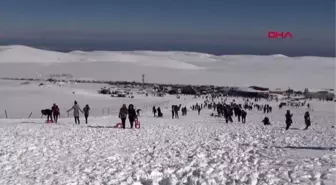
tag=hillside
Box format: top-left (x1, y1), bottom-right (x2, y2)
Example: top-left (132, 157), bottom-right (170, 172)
top-left (0, 45), bottom-right (334, 89)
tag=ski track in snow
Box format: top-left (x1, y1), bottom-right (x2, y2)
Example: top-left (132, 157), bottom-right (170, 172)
top-left (0, 98), bottom-right (335, 185)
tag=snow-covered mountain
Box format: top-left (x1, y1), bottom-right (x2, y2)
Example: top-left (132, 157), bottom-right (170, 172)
top-left (0, 45), bottom-right (334, 89)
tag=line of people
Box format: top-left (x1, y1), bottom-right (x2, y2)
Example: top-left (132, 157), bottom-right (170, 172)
top-left (41, 101), bottom-right (90, 124)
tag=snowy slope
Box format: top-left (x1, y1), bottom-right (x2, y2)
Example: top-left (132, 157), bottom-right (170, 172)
top-left (0, 93), bottom-right (335, 184)
top-left (0, 45), bottom-right (203, 70)
top-left (0, 45), bottom-right (335, 89)
top-left (0, 80), bottom-right (170, 119)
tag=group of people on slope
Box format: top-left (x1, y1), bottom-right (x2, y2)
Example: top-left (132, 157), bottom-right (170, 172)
top-left (284, 110), bottom-right (311, 130)
top-left (43, 101), bottom-right (90, 124)
top-left (41, 104), bottom-right (60, 123)
top-left (66, 101), bottom-right (91, 124)
top-left (152, 106), bottom-right (163, 117)
top-left (262, 110), bottom-right (311, 130)
top-left (118, 104), bottom-right (138, 129)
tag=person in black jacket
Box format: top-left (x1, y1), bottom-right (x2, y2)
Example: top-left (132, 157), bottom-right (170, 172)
top-left (241, 109), bottom-right (247, 123)
top-left (83, 104), bottom-right (90, 124)
top-left (285, 110), bottom-right (293, 130)
top-left (152, 106), bottom-right (157, 117)
top-left (304, 111), bottom-right (311, 130)
top-left (128, 104), bottom-right (137, 129)
top-left (157, 107), bottom-right (163, 117)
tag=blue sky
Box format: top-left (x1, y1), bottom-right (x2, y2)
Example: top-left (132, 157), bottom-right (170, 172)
top-left (0, 0), bottom-right (335, 56)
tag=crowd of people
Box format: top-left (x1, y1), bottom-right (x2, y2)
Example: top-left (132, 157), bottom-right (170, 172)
top-left (41, 94), bottom-right (313, 131)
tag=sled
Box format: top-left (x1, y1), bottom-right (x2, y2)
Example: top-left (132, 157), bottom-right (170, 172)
top-left (45, 120), bottom-right (53, 123)
top-left (114, 123), bottom-right (123, 128)
top-left (135, 120), bottom-right (140, 129)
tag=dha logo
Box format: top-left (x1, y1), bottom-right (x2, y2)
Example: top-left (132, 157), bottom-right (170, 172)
top-left (268, 31), bottom-right (293, 39)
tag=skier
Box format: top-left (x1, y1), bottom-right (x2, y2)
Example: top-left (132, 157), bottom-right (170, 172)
top-left (83, 104), bottom-right (90, 124)
top-left (51, 103), bottom-right (60, 123)
top-left (285, 110), bottom-right (293, 130)
top-left (118, 104), bottom-right (128, 129)
top-left (67, 101), bottom-right (84, 124)
top-left (304, 111), bottom-right (311, 130)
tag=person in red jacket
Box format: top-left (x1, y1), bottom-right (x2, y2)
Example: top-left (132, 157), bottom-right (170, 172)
top-left (51, 103), bottom-right (60, 123)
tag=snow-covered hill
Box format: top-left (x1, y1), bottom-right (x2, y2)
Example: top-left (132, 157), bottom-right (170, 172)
top-left (0, 45), bottom-right (335, 184)
top-left (0, 85), bottom-right (335, 184)
top-left (0, 45), bottom-right (335, 89)
top-left (0, 45), bottom-right (203, 70)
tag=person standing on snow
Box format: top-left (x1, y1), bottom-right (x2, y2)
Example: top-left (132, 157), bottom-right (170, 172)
top-left (285, 110), bottom-right (293, 130)
top-left (241, 109), bottom-right (247, 123)
top-left (51, 103), bottom-right (60, 123)
top-left (128, 104), bottom-right (137, 129)
top-left (197, 105), bottom-right (201, 115)
top-left (171, 105), bottom-right (175, 119)
top-left (304, 111), bottom-right (311, 130)
top-left (157, 107), bottom-right (163, 117)
top-left (118, 104), bottom-right (128, 129)
top-left (67, 101), bottom-right (84, 124)
top-left (83, 104), bottom-right (90, 124)
top-left (152, 106), bottom-right (157, 117)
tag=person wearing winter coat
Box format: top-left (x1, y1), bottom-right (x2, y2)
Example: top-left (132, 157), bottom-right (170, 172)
top-left (51, 103), bottom-right (60, 123)
top-left (157, 107), bottom-right (163, 117)
top-left (234, 106), bottom-right (242, 122)
top-left (241, 109), bottom-right (247, 123)
top-left (304, 111), bottom-right (311, 130)
top-left (128, 104), bottom-right (137, 129)
top-left (197, 106), bottom-right (201, 115)
top-left (227, 106), bottom-right (233, 123)
top-left (171, 105), bottom-right (175, 119)
top-left (152, 106), bottom-right (157, 117)
top-left (262, 117), bottom-right (271, 125)
top-left (83, 104), bottom-right (90, 124)
top-left (285, 110), bottom-right (293, 130)
top-left (118, 104), bottom-right (128, 129)
top-left (67, 101), bottom-right (84, 124)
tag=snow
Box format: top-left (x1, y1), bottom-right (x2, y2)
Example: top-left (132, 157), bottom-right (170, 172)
top-left (0, 45), bottom-right (203, 70)
top-left (0, 45), bottom-right (335, 89)
top-left (0, 45), bottom-right (335, 184)
top-left (0, 81), bottom-right (169, 119)
top-left (0, 86), bottom-right (335, 184)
